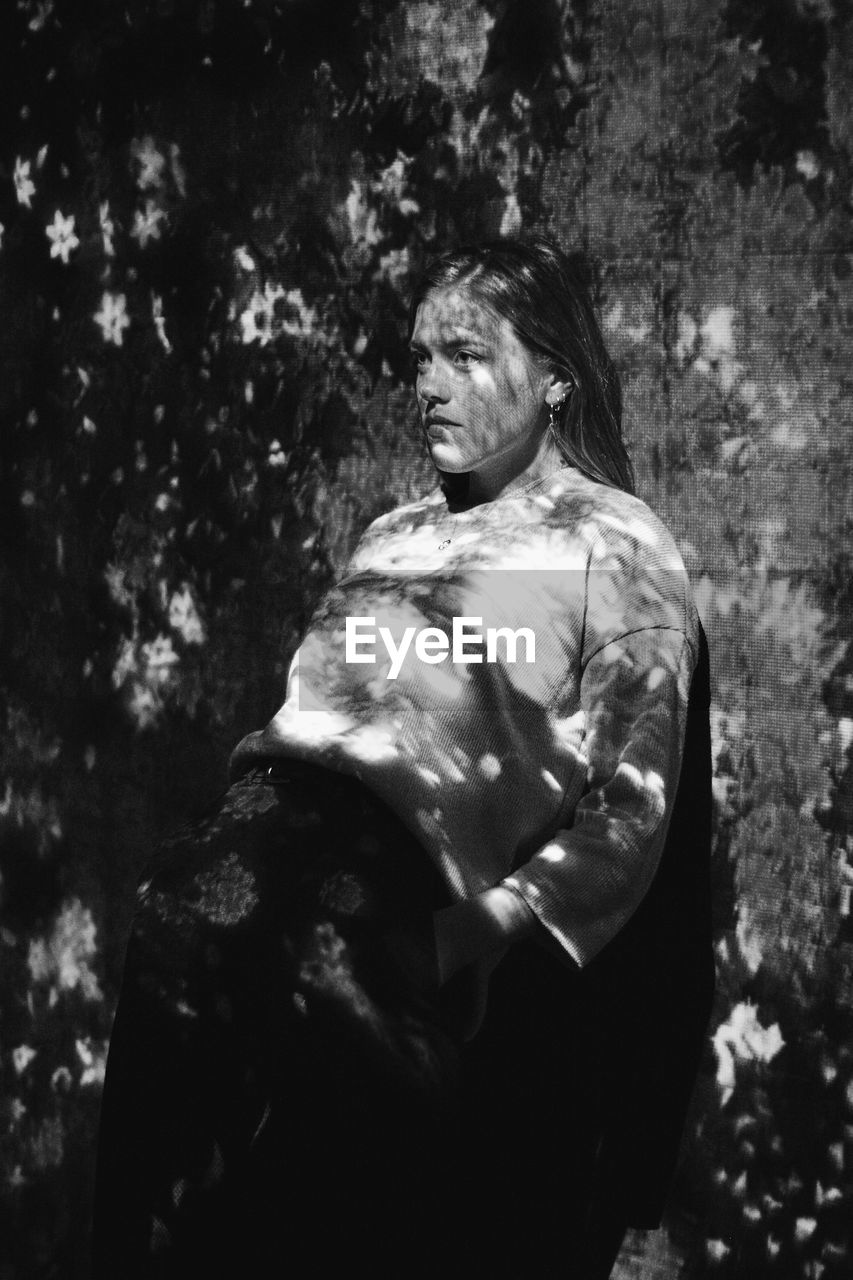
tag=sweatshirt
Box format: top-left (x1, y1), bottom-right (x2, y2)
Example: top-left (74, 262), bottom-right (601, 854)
top-left (230, 462), bottom-right (700, 970)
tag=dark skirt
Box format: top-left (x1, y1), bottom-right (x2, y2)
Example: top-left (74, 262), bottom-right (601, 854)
top-left (93, 762), bottom-right (638, 1278)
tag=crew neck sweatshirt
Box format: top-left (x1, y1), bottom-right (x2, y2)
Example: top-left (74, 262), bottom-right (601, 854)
top-left (230, 464), bottom-right (700, 970)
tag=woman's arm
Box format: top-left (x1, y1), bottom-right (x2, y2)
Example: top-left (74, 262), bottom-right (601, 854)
top-left (503, 625), bottom-right (697, 967)
top-left (433, 624), bottom-right (697, 983)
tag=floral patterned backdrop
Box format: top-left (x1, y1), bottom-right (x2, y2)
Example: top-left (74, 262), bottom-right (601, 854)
top-left (1, 0), bottom-right (852, 1275)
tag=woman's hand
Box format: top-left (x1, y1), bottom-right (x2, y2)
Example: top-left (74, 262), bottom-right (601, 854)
top-left (432, 885), bottom-right (539, 986)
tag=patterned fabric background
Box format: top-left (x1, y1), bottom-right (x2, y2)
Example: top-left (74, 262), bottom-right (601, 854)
top-left (1, 1), bottom-right (851, 1275)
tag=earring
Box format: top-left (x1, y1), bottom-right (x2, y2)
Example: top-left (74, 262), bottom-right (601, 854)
top-left (548, 397), bottom-right (566, 432)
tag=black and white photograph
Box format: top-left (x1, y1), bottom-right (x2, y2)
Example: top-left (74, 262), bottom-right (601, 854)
top-left (1, 2), bottom-right (852, 1276)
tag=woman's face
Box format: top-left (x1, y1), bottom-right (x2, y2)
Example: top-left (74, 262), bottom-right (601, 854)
top-left (410, 286), bottom-right (564, 493)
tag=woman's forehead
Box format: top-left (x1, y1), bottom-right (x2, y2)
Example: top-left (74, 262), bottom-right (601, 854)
top-left (411, 286), bottom-right (509, 345)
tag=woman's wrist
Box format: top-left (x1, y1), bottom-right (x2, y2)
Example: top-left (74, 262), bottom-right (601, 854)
top-left (433, 884), bottom-right (538, 985)
top-left (478, 884), bottom-right (538, 945)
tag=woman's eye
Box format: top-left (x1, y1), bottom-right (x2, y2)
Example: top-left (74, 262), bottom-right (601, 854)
top-left (454, 350), bottom-right (479, 368)
top-left (410, 350), bottom-right (428, 370)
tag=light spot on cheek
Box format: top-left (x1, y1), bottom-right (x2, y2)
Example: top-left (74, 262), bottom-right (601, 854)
top-left (479, 753), bottom-right (502, 781)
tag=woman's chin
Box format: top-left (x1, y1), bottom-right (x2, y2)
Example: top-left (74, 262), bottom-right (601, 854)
top-left (428, 444), bottom-right (469, 473)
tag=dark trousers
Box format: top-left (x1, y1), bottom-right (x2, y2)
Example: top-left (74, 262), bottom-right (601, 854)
top-left (93, 765), bottom-right (628, 1278)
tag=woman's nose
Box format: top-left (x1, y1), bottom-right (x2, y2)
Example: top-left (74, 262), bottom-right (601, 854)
top-left (417, 364), bottom-right (450, 406)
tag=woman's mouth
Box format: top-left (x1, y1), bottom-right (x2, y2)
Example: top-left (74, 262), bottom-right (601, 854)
top-left (426, 418), bottom-right (455, 438)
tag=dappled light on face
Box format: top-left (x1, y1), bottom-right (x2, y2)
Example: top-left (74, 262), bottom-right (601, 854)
top-left (410, 285), bottom-right (555, 489)
top-left (478, 753), bottom-right (501, 781)
top-left (437, 755), bottom-right (467, 785)
top-left (412, 287), bottom-right (502, 355)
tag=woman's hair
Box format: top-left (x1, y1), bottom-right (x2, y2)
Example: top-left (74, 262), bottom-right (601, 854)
top-left (408, 235), bottom-right (635, 499)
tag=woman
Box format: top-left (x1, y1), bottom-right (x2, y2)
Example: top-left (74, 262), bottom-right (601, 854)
top-left (94, 236), bottom-right (714, 1278)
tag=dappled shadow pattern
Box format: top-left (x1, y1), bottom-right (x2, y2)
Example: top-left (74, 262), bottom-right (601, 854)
top-left (229, 464), bottom-right (715, 1228)
top-left (234, 466), bottom-right (701, 970)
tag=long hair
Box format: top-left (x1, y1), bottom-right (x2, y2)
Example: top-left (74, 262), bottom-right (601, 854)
top-left (408, 235), bottom-right (635, 500)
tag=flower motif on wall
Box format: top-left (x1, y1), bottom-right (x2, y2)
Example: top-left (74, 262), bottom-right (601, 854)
top-left (99, 201), bottom-right (115, 256)
top-left (712, 1001), bottom-right (785, 1106)
top-left (93, 291), bottom-right (131, 346)
top-left (376, 247), bottom-right (411, 290)
top-left (238, 284), bottom-right (321, 346)
top-left (130, 135), bottom-right (167, 191)
top-left (45, 209), bottom-right (79, 263)
top-left (14, 157), bottom-right (36, 207)
top-left (131, 200), bottom-right (167, 248)
top-left (239, 283), bottom-right (319, 345)
top-left (27, 0), bottom-right (55, 32)
top-left (140, 634), bottom-right (180, 682)
top-left (279, 288), bottom-right (317, 337)
top-left (344, 181), bottom-right (381, 247)
top-left (27, 898), bottom-right (103, 1002)
top-left (151, 293), bottom-right (172, 353)
top-left (75, 1038), bottom-right (108, 1088)
top-left (12, 1045), bottom-right (38, 1076)
top-left (240, 282), bottom-right (285, 345)
top-left (168, 585), bottom-right (206, 645)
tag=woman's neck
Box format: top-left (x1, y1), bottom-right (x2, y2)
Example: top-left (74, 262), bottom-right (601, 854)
top-left (465, 431), bottom-right (567, 506)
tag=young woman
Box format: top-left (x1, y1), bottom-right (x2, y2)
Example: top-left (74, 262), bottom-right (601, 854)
top-left (94, 236), bottom-right (714, 1278)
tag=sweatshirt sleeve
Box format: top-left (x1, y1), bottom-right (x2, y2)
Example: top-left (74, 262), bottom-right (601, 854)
top-left (503, 623), bottom-right (696, 968)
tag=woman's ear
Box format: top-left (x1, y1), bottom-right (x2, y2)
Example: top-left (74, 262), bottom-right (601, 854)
top-left (544, 376), bottom-right (573, 407)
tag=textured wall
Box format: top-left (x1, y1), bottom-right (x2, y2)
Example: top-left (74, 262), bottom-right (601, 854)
top-left (1, 1), bottom-right (852, 1275)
